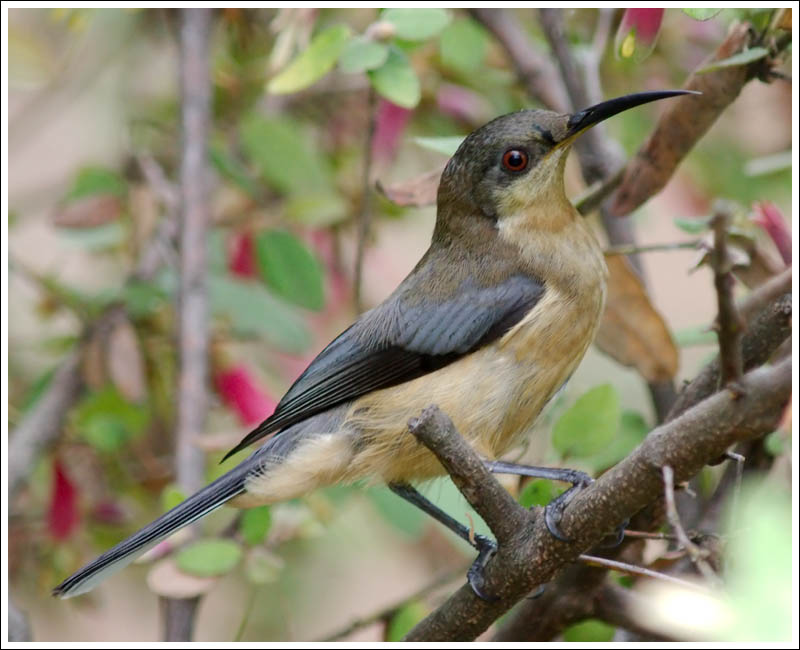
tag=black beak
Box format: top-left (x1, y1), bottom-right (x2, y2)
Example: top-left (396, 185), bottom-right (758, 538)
top-left (565, 90), bottom-right (699, 138)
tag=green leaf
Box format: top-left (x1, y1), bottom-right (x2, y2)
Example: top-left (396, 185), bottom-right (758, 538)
top-left (697, 47), bottom-right (769, 73)
top-left (176, 539), bottom-right (243, 577)
top-left (118, 280), bottom-right (169, 319)
top-left (239, 506), bottom-right (272, 545)
top-left (518, 479), bottom-right (558, 508)
top-left (339, 37), bottom-right (388, 73)
top-left (210, 140), bottom-right (260, 198)
top-left (414, 136), bottom-right (465, 157)
top-left (673, 215), bottom-right (711, 234)
top-left (71, 386), bottom-right (149, 452)
top-left (239, 113), bottom-right (331, 195)
top-left (268, 24), bottom-right (351, 94)
top-left (66, 166), bottom-right (127, 201)
top-left (386, 600), bottom-right (428, 641)
top-left (681, 8), bottom-right (723, 21)
top-left (588, 410), bottom-right (649, 472)
top-left (254, 230), bottom-right (325, 311)
top-left (763, 431), bottom-right (786, 457)
top-left (20, 367), bottom-right (57, 414)
top-left (439, 18), bottom-right (488, 72)
top-left (368, 49), bottom-right (421, 109)
top-left (161, 484), bottom-right (187, 513)
top-left (59, 221), bottom-right (127, 251)
top-left (209, 275), bottom-right (311, 353)
top-left (284, 193), bottom-right (349, 226)
top-left (552, 384), bottom-right (620, 459)
top-left (563, 619), bottom-right (616, 642)
top-left (382, 8), bottom-right (451, 41)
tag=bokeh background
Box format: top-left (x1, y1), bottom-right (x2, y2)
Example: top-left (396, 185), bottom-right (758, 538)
top-left (7, 7), bottom-right (792, 642)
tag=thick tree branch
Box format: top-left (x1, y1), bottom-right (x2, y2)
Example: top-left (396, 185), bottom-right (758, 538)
top-left (404, 358), bottom-right (790, 641)
top-left (160, 8), bottom-right (212, 642)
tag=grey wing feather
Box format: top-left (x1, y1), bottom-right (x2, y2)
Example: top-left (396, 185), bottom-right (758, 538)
top-left (222, 274), bottom-right (543, 459)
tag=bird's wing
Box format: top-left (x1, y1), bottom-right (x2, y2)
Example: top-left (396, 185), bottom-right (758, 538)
top-left (222, 274), bottom-right (543, 460)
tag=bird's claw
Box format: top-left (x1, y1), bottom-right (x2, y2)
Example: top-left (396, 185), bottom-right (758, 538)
top-left (542, 473), bottom-right (594, 542)
top-left (467, 534), bottom-right (499, 601)
top-left (599, 518), bottom-right (629, 548)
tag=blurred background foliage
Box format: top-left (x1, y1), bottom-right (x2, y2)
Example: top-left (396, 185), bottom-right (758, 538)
top-left (7, 7), bottom-right (792, 642)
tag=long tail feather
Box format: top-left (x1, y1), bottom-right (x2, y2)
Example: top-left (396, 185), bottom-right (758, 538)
top-left (52, 462), bottom-right (251, 599)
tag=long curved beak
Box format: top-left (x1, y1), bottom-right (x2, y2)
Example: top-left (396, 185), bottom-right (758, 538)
top-left (564, 90), bottom-right (699, 140)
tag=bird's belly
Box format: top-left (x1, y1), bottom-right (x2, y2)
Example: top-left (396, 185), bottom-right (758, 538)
top-left (340, 287), bottom-right (605, 484)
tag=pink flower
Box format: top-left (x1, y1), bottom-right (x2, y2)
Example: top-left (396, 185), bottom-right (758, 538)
top-left (752, 202), bottom-right (791, 265)
top-left (215, 365), bottom-right (278, 425)
top-left (228, 231), bottom-right (257, 278)
top-left (48, 459), bottom-right (79, 540)
top-left (615, 8), bottom-right (664, 62)
top-left (372, 99), bottom-right (412, 165)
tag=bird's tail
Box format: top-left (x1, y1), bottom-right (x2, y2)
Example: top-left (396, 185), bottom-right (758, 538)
top-left (52, 460), bottom-right (252, 599)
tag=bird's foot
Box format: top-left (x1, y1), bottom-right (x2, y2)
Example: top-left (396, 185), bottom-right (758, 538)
top-left (543, 471), bottom-right (594, 542)
top-left (467, 534), bottom-right (499, 601)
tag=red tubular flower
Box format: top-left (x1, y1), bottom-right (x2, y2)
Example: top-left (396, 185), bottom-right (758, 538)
top-left (48, 459), bottom-right (79, 540)
top-left (615, 8), bottom-right (665, 62)
top-left (215, 365), bottom-right (278, 425)
top-left (752, 202), bottom-right (791, 265)
top-left (371, 99), bottom-right (412, 165)
top-left (228, 231), bottom-right (257, 278)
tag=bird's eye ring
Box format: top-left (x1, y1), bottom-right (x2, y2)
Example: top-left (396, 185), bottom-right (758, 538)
top-left (502, 149), bottom-right (529, 172)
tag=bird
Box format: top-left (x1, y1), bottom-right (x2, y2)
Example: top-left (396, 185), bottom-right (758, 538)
top-left (53, 90), bottom-right (691, 600)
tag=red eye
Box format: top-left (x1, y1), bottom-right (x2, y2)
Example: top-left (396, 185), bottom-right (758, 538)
top-left (502, 149), bottom-right (528, 172)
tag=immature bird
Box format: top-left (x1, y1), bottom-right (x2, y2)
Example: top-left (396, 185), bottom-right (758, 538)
top-left (54, 90), bottom-right (690, 599)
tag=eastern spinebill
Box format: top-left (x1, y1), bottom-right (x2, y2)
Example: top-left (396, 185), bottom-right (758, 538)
top-left (54, 90), bottom-right (692, 599)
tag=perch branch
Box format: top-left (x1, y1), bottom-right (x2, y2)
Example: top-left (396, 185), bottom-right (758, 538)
top-left (404, 358), bottom-right (790, 641)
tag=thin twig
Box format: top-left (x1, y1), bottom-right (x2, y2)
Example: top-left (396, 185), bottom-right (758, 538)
top-left (320, 569), bottom-right (462, 642)
top-left (661, 466), bottom-right (719, 585)
top-left (577, 553), bottom-right (708, 592)
top-left (160, 8), bottom-right (212, 642)
top-left (604, 241), bottom-right (699, 256)
top-left (710, 202), bottom-right (745, 391)
top-left (353, 88), bottom-right (377, 314)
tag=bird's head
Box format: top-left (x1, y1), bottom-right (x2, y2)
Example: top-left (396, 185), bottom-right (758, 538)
top-left (435, 91), bottom-right (694, 238)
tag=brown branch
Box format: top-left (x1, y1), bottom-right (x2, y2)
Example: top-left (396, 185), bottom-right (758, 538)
top-left (710, 203), bottom-right (745, 389)
top-left (8, 349), bottom-right (84, 501)
top-left (668, 291), bottom-right (790, 420)
top-left (407, 406), bottom-right (524, 546)
top-left (469, 8), bottom-right (569, 113)
top-left (738, 267), bottom-right (791, 323)
top-left (578, 553), bottom-right (707, 591)
top-left (404, 358), bottom-right (790, 641)
top-left (604, 241), bottom-right (699, 256)
top-left (661, 466), bottom-right (718, 584)
top-left (609, 22), bottom-right (789, 218)
top-left (160, 8), bottom-right (212, 642)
